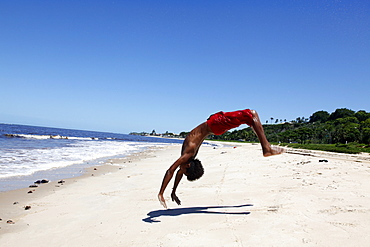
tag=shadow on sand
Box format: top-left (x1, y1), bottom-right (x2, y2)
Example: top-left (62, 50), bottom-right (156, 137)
top-left (142, 204), bottom-right (253, 223)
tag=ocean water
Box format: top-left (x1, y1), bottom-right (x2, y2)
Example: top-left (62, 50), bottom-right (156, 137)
top-left (0, 123), bottom-right (184, 192)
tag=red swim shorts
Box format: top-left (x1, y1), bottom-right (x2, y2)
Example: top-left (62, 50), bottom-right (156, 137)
top-left (206, 109), bottom-right (254, 135)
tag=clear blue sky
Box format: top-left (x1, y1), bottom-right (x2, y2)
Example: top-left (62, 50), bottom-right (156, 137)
top-left (1, 0), bottom-right (369, 134)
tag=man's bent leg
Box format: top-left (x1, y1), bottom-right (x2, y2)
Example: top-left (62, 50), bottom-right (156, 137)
top-left (250, 110), bottom-right (284, 157)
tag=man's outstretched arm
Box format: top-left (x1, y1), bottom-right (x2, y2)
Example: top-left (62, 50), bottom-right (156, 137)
top-left (158, 168), bottom-right (175, 208)
top-left (158, 154), bottom-right (191, 208)
top-left (171, 169), bottom-right (184, 205)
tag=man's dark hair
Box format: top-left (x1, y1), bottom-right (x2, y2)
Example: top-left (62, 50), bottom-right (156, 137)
top-left (186, 159), bottom-right (204, 181)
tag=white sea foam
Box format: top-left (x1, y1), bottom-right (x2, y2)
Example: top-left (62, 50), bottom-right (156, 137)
top-left (0, 140), bottom-right (167, 178)
top-left (16, 134), bottom-right (52, 139)
top-left (6, 134), bottom-right (97, 140)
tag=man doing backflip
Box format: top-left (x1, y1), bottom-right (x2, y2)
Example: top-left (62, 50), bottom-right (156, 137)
top-left (158, 109), bottom-right (284, 208)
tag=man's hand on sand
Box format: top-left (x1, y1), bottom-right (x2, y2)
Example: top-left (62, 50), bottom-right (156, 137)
top-left (158, 194), bottom-right (167, 209)
top-left (171, 192), bottom-right (181, 205)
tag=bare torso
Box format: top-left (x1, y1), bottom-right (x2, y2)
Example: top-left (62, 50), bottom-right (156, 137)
top-left (181, 122), bottom-right (213, 158)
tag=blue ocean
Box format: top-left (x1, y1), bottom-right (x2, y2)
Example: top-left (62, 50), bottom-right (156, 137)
top-left (0, 123), bottom-right (183, 192)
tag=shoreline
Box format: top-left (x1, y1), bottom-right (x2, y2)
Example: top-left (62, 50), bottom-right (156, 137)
top-left (0, 142), bottom-right (173, 193)
top-left (0, 144), bottom-right (175, 233)
top-left (1, 142), bottom-right (370, 246)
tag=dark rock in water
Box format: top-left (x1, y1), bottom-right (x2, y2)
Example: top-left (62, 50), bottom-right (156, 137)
top-left (29, 184), bottom-right (38, 188)
top-left (7, 220), bottom-right (15, 224)
top-left (319, 159), bottom-right (329, 163)
top-left (35, 179), bottom-right (49, 184)
top-left (58, 180), bottom-right (65, 184)
top-left (13, 202), bottom-right (19, 205)
top-left (24, 206), bottom-right (31, 210)
top-left (28, 190), bottom-right (33, 194)
top-left (4, 134), bottom-right (18, 138)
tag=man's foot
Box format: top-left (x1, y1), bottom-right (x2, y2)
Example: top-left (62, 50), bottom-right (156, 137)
top-left (263, 145), bottom-right (284, 157)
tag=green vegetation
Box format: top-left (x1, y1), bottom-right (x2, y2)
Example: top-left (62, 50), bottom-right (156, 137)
top-left (204, 108), bottom-right (370, 154)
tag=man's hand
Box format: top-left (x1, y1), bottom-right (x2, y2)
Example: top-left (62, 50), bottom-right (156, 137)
top-left (158, 194), bottom-right (167, 209)
top-left (171, 192), bottom-right (181, 205)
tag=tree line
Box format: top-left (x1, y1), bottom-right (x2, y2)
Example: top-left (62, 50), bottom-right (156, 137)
top-left (180, 108), bottom-right (370, 145)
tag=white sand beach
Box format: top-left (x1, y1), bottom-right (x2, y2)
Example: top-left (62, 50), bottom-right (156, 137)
top-left (1, 142), bottom-right (370, 246)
